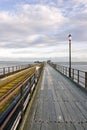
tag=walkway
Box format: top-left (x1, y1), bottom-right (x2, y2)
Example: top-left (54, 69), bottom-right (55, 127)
top-left (24, 64), bottom-right (87, 130)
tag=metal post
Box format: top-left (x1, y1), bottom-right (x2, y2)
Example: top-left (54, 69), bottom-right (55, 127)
top-left (77, 70), bottom-right (79, 83)
top-left (3, 67), bottom-right (5, 75)
top-left (68, 34), bottom-right (72, 78)
top-left (65, 67), bottom-right (67, 76)
top-left (12, 66), bottom-right (14, 72)
top-left (85, 72), bottom-right (87, 88)
top-left (16, 66), bottom-right (17, 71)
top-left (69, 40), bottom-right (71, 77)
top-left (72, 69), bottom-right (74, 80)
top-left (8, 67), bottom-right (10, 73)
top-left (63, 67), bottom-right (64, 74)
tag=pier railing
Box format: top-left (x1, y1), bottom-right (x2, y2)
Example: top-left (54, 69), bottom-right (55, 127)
top-left (0, 64), bottom-right (32, 78)
top-left (0, 63), bottom-right (44, 130)
top-left (49, 63), bottom-right (87, 88)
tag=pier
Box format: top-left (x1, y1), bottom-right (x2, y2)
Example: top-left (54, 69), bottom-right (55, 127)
top-left (0, 63), bottom-right (87, 130)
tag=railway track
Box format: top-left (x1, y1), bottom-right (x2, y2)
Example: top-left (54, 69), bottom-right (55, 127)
top-left (0, 63), bottom-right (43, 130)
top-left (0, 66), bottom-right (36, 115)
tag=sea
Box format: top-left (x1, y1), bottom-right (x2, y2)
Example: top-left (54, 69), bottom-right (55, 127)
top-left (56, 62), bottom-right (87, 72)
top-left (0, 61), bottom-right (86, 87)
top-left (0, 61), bottom-right (87, 72)
top-left (0, 61), bottom-right (33, 68)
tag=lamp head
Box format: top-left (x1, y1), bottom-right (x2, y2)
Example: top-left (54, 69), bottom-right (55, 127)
top-left (68, 34), bottom-right (72, 41)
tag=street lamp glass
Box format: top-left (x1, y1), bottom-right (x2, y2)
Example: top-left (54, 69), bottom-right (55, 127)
top-left (68, 34), bottom-right (72, 40)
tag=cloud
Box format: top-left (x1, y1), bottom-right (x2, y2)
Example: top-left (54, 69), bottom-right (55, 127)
top-left (0, 3), bottom-right (67, 50)
top-left (0, 0), bottom-right (87, 61)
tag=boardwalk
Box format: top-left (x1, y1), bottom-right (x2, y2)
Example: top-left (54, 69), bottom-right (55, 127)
top-left (24, 64), bottom-right (87, 130)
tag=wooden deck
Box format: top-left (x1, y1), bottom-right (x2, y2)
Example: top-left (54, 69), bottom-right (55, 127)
top-left (24, 64), bottom-right (87, 130)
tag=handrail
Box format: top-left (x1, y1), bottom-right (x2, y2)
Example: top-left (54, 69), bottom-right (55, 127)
top-left (49, 63), bottom-right (87, 88)
top-left (0, 63), bottom-right (44, 130)
top-left (0, 64), bottom-right (31, 78)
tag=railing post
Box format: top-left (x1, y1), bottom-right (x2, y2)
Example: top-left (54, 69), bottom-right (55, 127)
top-left (18, 66), bottom-right (20, 70)
top-left (65, 67), bottom-right (67, 76)
top-left (77, 70), bottom-right (79, 83)
top-left (8, 67), bottom-right (10, 73)
top-left (16, 66), bottom-right (17, 71)
top-left (63, 67), bottom-right (64, 74)
top-left (72, 69), bottom-right (74, 80)
top-left (3, 67), bottom-right (5, 75)
top-left (69, 68), bottom-right (71, 78)
top-left (58, 65), bottom-right (59, 71)
top-left (85, 72), bottom-right (87, 88)
top-left (12, 66), bottom-right (14, 72)
top-left (20, 65), bottom-right (22, 70)
top-left (14, 66), bottom-right (16, 71)
top-left (61, 66), bottom-right (62, 73)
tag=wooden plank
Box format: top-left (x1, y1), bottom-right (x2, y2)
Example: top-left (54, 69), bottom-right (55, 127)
top-left (48, 122), bottom-right (58, 130)
top-left (69, 101), bottom-right (86, 122)
top-left (55, 89), bottom-right (63, 102)
top-left (65, 82), bottom-right (86, 102)
top-left (75, 101), bottom-right (87, 120)
top-left (65, 123), bottom-right (75, 130)
top-left (65, 101), bottom-right (78, 122)
top-left (82, 123), bottom-right (87, 130)
top-left (54, 101), bottom-right (64, 122)
top-left (58, 123), bottom-right (66, 130)
top-left (57, 82), bottom-right (69, 101)
top-left (49, 77), bottom-right (58, 102)
top-left (48, 101), bottom-right (57, 122)
top-left (34, 98), bottom-right (43, 122)
top-left (41, 122), bottom-right (48, 130)
top-left (64, 87), bottom-right (76, 102)
top-left (59, 101), bottom-right (72, 122)
top-left (79, 101), bottom-right (87, 115)
top-left (42, 97), bottom-right (50, 122)
top-left (29, 121), bottom-right (41, 130)
top-left (74, 123), bottom-right (85, 130)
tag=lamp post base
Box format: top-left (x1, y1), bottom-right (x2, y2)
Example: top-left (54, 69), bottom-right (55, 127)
top-left (69, 67), bottom-right (71, 78)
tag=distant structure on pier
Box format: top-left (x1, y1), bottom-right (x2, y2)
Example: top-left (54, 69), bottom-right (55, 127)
top-left (47, 60), bottom-right (51, 63)
top-left (34, 61), bottom-right (42, 63)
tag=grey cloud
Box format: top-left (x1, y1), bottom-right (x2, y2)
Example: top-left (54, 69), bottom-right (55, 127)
top-left (0, 1), bottom-right (87, 61)
top-left (0, 4), bottom-right (68, 50)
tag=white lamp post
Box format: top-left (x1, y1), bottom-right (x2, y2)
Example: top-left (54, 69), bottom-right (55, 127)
top-left (68, 34), bottom-right (72, 78)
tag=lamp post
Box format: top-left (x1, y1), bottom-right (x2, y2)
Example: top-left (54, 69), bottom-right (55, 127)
top-left (68, 34), bottom-right (72, 78)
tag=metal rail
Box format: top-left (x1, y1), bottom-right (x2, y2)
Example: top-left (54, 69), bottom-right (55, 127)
top-left (0, 68), bottom-right (35, 105)
top-left (49, 63), bottom-right (87, 88)
top-left (0, 64), bottom-right (43, 130)
top-left (0, 64), bottom-right (32, 78)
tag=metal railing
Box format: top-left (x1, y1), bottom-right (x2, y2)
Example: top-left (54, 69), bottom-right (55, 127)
top-left (0, 64), bottom-right (31, 78)
top-left (0, 64), bottom-right (43, 130)
top-left (49, 63), bottom-right (87, 88)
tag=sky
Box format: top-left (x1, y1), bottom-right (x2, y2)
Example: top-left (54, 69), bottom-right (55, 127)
top-left (0, 0), bottom-right (87, 62)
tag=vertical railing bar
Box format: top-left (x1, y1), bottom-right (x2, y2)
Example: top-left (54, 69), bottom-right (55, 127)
top-left (3, 67), bottom-right (5, 75)
top-left (72, 69), bottom-right (74, 80)
top-left (66, 67), bottom-right (67, 76)
top-left (49, 63), bottom-right (87, 88)
top-left (8, 67), bottom-right (10, 73)
top-left (77, 70), bottom-right (79, 84)
top-left (85, 72), bottom-right (87, 88)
